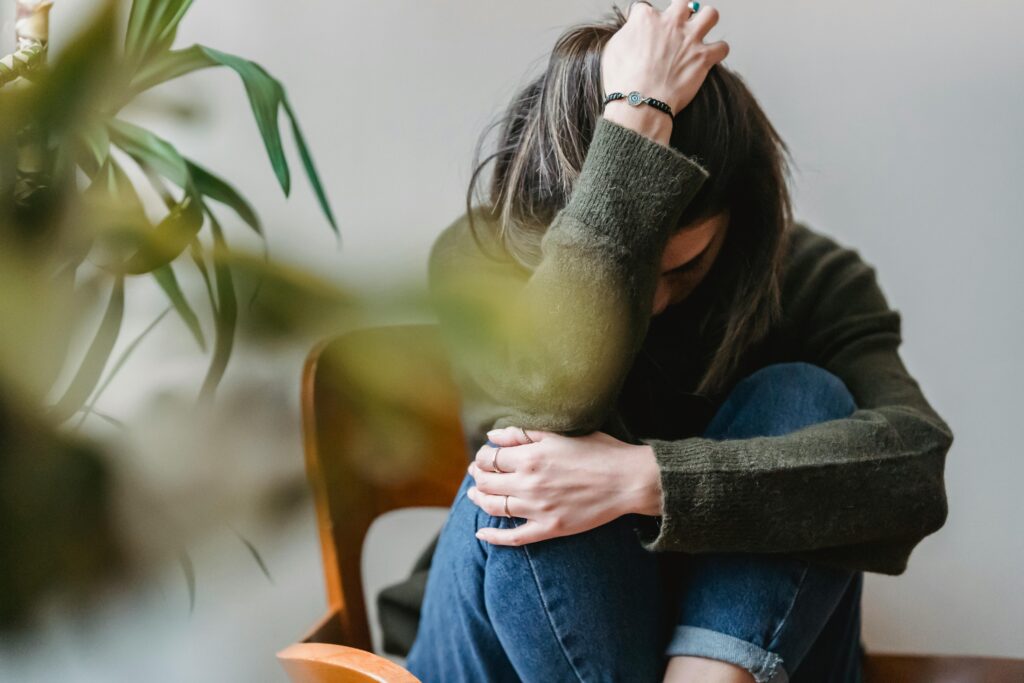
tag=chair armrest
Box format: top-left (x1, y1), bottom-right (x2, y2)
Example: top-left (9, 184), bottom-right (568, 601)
top-left (277, 643), bottom-right (420, 683)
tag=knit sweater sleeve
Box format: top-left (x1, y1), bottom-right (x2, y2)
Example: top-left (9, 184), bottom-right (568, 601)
top-left (428, 116), bottom-right (709, 441)
top-left (636, 228), bottom-right (953, 575)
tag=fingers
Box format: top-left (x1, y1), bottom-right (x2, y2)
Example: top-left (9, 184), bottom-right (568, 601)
top-left (485, 425), bottom-right (536, 447)
top-left (466, 486), bottom-right (530, 519)
top-left (666, 0), bottom-right (695, 22)
top-left (475, 428), bottom-right (546, 472)
top-left (468, 462), bottom-right (517, 495)
top-left (703, 39), bottom-right (730, 64)
top-left (686, 4), bottom-right (720, 42)
top-left (626, 0), bottom-right (655, 20)
top-left (476, 520), bottom-right (554, 546)
top-left (475, 442), bottom-right (515, 473)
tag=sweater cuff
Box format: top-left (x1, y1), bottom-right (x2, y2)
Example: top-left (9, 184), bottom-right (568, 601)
top-left (561, 116), bottom-right (710, 257)
top-left (635, 436), bottom-right (738, 553)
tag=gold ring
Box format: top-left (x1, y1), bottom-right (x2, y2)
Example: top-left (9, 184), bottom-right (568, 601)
top-left (519, 426), bottom-right (534, 443)
top-left (491, 446), bottom-right (507, 473)
top-left (503, 494), bottom-right (512, 518)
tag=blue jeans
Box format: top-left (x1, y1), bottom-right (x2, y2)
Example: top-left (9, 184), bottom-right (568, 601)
top-left (406, 363), bottom-right (865, 682)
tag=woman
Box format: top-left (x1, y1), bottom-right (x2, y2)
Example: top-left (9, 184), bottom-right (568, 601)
top-left (382, 2), bottom-right (953, 681)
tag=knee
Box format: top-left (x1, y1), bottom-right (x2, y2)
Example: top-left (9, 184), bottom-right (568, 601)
top-left (708, 363), bottom-right (856, 439)
top-left (738, 362), bottom-right (855, 421)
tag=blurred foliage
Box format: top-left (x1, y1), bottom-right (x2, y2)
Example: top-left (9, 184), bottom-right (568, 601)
top-left (0, 0), bottom-right (349, 629)
top-left (2, 0), bottom-right (337, 415)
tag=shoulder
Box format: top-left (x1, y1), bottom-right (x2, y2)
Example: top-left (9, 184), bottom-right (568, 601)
top-left (780, 220), bottom-right (901, 340)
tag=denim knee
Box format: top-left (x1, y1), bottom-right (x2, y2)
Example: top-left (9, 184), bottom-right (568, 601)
top-left (705, 362), bottom-right (857, 440)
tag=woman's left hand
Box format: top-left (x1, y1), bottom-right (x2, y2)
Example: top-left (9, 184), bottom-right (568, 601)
top-left (466, 426), bottom-right (662, 546)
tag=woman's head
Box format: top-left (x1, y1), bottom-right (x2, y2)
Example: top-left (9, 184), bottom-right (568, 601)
top-left (465, 5), bottom-right (794, 396)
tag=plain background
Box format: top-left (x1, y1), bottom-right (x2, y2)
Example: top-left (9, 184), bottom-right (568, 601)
top-left (3, 1), bottom-right (1021, 680)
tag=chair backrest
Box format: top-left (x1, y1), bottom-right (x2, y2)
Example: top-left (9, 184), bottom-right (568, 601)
top-left (300, 324), bottom-right (467, 652)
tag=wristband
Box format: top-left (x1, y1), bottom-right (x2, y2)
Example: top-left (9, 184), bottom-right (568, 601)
top-left (603, 90), bottom-right (674, 119)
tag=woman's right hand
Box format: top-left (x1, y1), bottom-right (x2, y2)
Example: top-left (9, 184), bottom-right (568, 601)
top-left (601, 1), bottom-right (729, 142)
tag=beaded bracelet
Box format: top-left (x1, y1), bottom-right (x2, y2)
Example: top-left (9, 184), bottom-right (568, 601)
top-left (603, 90), bottom-right (674, 118)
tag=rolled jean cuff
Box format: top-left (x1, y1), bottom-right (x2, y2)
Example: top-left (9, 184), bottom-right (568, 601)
top-left (666, 625), bottom-right (788, 683)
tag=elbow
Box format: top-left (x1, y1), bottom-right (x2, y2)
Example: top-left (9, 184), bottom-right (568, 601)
top-left (919, 419), bottom-right (953, 537)
top-left (902, 424), bottom-right (952, 545)
top-left (916, 482), bottom-right (949, 540)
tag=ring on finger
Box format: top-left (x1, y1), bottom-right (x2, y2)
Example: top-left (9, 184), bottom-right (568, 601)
top-left (503, 494), bottom-right (513, 519)
top-left (519, 426), bottom-right (534, 443)
top-left (491, 446), bottom-right (507, 473)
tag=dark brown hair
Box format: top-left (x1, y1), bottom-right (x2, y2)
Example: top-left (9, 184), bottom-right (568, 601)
top-left (463, 5), bottom-right (794, 396)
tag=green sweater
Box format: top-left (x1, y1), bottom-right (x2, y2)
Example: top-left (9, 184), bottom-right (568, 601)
top-left (377, 116), bottom-right (952, 656)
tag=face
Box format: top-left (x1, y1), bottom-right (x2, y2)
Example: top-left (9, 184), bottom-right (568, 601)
top-left (651, 209), bottom-right (730, 316)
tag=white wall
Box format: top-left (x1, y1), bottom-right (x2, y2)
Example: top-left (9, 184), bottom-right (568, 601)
top-left (7, 1), bottom-right (1021, 679)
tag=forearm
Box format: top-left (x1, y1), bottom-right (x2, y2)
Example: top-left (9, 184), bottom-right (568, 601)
top-left (432, 116), bottom-right (710, 440)
top-left (602, 103), bottom-right (673, 147)
top-left (633, 407), bottom-right (950, 557)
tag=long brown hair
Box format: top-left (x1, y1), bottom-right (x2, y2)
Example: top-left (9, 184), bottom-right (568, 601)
top-left (464, 5), bottom-right (794, 396)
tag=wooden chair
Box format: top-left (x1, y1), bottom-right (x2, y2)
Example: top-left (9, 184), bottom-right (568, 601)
top-left (277, 325), bottom-right (1024, 683)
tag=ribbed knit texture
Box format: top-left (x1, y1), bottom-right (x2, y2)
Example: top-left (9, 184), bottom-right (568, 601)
top-left (376, 115), bottom-right (952, 656)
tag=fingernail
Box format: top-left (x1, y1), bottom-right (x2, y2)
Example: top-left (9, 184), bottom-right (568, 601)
top-left (486, 429), bottom-right (501, 437)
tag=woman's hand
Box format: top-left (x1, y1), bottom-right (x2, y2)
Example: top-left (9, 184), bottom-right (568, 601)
top-left (601, 1), bottom-right (729, 144)
top-left (466, 426), bottom-right (663, 546)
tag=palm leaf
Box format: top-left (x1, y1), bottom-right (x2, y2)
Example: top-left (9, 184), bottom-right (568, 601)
top-left (108, 118), bottom-right (189, 186)
top-left (125, 45), bottom-right (337, 233)
top-left (125, 0), bottom-right (195, 67)
top-left (186, 159), bottom-right (261, 235)
top-left (198, 209), bottom-right (237, 401)
top-left (152, 265), bottom-right (206, 350)
top-left (49, 276), bottom-right (125, 423)
top-left (128, 44), bottom-right (211, 95)
top-left (107, 120), bottom-right (205, 273)
top-left (177, 550), bottom-right (196, 616)
top-left (230, 527), bottom-right (274, 585)
top-left (75, 306), bottom-right (172, 431)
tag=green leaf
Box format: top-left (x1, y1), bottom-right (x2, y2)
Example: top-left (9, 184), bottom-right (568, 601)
top-left (231, 527), bottom-right (274, 585)
top-left (108, 118), bottom-right (189, 186)
top-left (282, 97), bottom-right (339, 237)
top-left (177, 550), bottom-right (196, 616)
top-left (49, 277), bottom-right (125, 423)
top-left (127, 44), bottom-right (215, 98)
top-left (75, 306), bottom-right (172, 431)
top-left (92, 156), bottom-right (145, 215)
top-left (124, 45), bottom-right (338, 234)
top-left (76, 125), bottom-right (111, 177)
top-left (107, 120), bottom-right (205, 273)
top-left (190, 238), bottom-right (217, 314)
top-left (198, 210), bottom-right (237, 401)
top-left (121, 193), bottom-right (204, 274)
top-left (153, 264), bottom-right (206, 350)
top-left (125, 0), bottom-right (195, 67)
top-left (186, 160), bottom-right (261, 235)
top-left (200, 48), bottom-right (290, 192)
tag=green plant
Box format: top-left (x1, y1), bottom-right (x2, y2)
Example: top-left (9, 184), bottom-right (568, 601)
top-left (1, 0), bottom-right (337, 423)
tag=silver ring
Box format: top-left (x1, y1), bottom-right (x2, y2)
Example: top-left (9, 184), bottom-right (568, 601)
top-left (503, 494), bottom-right (513, 518)
top-left (686, 1), bottom-right (700, 13)
top-left (491, 446), bottom-right (507, 473)
top-left (519, 427), bottom-right (534, 443)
